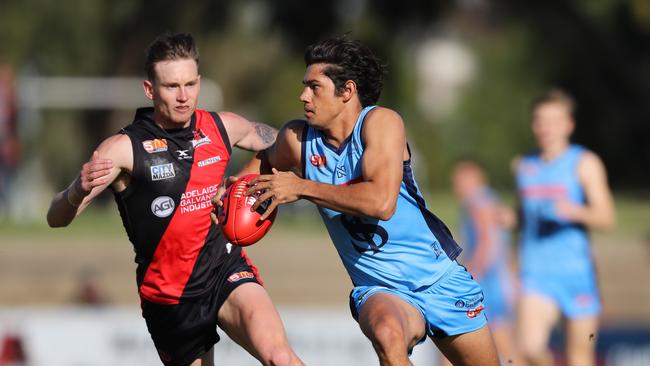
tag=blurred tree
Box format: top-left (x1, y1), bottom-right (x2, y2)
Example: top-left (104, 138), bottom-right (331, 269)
top-left (0, 0), bottom-right (647, 200)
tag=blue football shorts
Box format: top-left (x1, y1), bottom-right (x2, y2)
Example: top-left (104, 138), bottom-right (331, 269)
top-left (521, 268), bottom-right (601, 318)
top-left (349, 262), bottom-right (488, 340)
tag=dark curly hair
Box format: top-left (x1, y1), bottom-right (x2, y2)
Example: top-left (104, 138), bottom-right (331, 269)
top-left (304, 37), bottom-right (385, 107)
top-left (145, 32), bottom-right (199, 82)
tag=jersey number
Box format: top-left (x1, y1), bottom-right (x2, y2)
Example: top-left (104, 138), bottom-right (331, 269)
top-left (340, 215), bottom-right (389, 254)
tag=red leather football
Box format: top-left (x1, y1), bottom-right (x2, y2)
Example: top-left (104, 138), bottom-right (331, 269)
top-left (218, 174), bottom-right (277, 246)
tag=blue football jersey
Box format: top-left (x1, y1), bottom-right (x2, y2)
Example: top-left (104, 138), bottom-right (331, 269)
top-left (459, 187), bottom-right (511, 278)
top-left (516, 144), bottom-right (592, 275)
top-left (459, 187), bottom-right (515, 321)
top-left (302, 106), bottom-right (462, 290)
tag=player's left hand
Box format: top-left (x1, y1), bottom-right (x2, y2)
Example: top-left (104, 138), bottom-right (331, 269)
top-left (210, 176), bottom-right (239, 224)
top-left (247, 168), bottom-right (302, 220)
top-left (495, 205), bottom-right (517, 229)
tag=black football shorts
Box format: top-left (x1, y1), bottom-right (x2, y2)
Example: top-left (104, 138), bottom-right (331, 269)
top-left (141, 251), bottom-right (263, 366)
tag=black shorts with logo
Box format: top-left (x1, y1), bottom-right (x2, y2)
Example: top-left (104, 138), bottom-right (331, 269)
top-left (141, 251), bottom-right (263, 366)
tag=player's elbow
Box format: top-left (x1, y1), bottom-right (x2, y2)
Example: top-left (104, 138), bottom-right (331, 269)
top-left (373, 200), bottom-right (397, 221)
top-left (592, 205), bottom-right (616, 232)
top-left (599, 214), bottom-right (616, 232)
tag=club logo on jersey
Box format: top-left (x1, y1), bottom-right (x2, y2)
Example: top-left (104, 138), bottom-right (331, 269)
top-left (309, 154), bottom-right (326, 167)
top-left (336, 165), bottom-right (347, 178)
top-left (175, 149), bottom-right (191, 160)
top-left (142, 139), bottom-right (168, 153)
top-left (227, 271), bottom-right (254, 283)
top-left (431, 242), bottom-right (443, 258)
top-left (340, 214), bottom-right (389, 254)
top-left (198, 155), bottom-right (222, 167)
top-left (466, 304), bottom-right (485, 319)
top-left (455, 300), bottom-right (465, 308)
top-left (150, 163), bottom-right (176, 181)
top-left (151, 196), bottom-right (175, 217)
top-left (191, 128), bottom-right (212, 148)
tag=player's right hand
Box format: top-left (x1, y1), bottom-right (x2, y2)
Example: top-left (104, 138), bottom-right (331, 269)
top-left (210, 175), bottom-right (239, 224)
top-left (79, 150), bottom-right (113, 195)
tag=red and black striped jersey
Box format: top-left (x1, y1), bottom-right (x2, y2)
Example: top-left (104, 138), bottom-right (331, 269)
top-left (113, 107), bottom-right (242, 304)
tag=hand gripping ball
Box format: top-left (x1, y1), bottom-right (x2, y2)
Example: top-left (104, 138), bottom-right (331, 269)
top-left (218, 174), bottom-right (277, 246)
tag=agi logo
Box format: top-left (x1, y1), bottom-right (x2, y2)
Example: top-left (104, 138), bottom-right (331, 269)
top-left (151, 196), bottom-right (175, 217)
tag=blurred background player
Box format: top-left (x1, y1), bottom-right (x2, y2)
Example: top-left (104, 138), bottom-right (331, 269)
top-left (46, 32), bottom-right (303, 366)
top-left (0, 61), bottom-right (20, 221)
top-left (224, 36), bottom-right (500, 366)
top-left (514, 89), bottom-right (615, 366)
top-left (449, 159), bottom-right (519, 365)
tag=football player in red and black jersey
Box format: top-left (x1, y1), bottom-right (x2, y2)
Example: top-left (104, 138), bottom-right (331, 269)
top-left (47, 32), bottom-right (303, 366)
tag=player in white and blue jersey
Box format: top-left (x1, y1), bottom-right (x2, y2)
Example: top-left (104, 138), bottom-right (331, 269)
top-left (237, 37), bottom-right (500, 365)
top-left (514, 89), bottom-right (615, 366)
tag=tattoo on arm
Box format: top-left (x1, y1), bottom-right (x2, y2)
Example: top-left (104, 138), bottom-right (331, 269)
top-left (254, 123), bottom-right (277, 147)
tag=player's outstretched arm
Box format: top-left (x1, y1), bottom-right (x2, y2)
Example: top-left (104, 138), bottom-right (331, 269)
top-left (46, 134), bottom-right (132, 227)
top-left (251, 108), bottom-right (406, 221)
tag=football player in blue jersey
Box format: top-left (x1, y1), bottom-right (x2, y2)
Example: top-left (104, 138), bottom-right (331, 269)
top-left (514, 89), bottom-right (615, 366)
top-left (215, 37), bottom-right (499, 366)
top-left (449, 159), bottom-right (520, 365)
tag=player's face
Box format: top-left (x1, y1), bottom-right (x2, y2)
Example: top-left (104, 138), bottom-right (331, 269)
top-left (451, 164), bottom-right (482, 200)
top-left (144, 58), bottom-right (201, 128)
top-left (299, 63), bottom-right (345, 129)
top-left (531, 102), bottom-right (574, 151)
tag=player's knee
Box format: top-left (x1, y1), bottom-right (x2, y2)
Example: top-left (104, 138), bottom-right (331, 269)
top-left (369, 320), bottom-right (407, 353)
top-left (261, 346), bottom-right (295, 366)
top-left (566, 343), bottom-right (595, 366)
top-left (518, 342), bottom-right (548, 365)
top-left (515, 337), bottom-right (533, 359)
